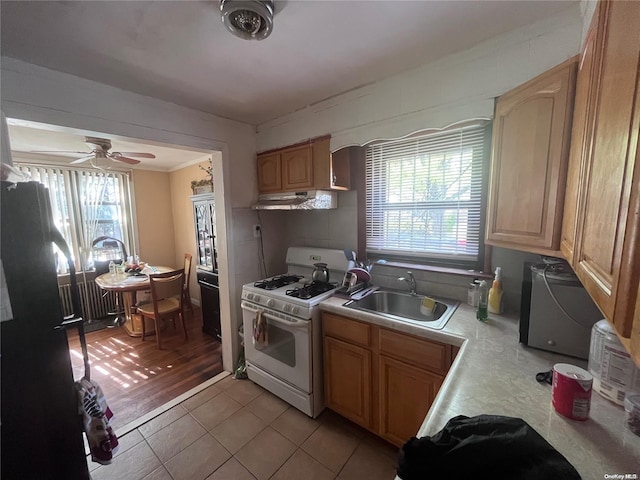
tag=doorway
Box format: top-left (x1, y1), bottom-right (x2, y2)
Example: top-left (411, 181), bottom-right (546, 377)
top-left (6, 119), bottom-right (226, 430)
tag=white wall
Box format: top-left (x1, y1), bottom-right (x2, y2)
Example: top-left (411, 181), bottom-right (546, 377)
top-left (257, 6), bottom-right (583, 152)
top-left (1, 57), bottom-right (259, 372)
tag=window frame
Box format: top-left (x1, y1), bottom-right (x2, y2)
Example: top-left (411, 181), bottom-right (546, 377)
top-left (360, 122), bottom-right (492, 272)
top-left (14, 162), bottom-right (136, 273)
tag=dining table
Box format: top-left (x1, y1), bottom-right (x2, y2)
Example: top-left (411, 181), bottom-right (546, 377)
top-left (94, 266), bottom-right (173, 337)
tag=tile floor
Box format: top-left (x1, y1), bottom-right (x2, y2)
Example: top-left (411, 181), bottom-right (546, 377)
top-left (89, 375), bottom-right (400, 480)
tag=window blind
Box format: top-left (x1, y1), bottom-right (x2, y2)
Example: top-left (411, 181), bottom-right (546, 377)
top-left (15, 163), bottom-right (134, 272)
top-left (365, 124), bottom-right (487, 263)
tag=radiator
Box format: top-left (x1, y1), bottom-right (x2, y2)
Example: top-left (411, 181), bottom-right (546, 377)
top-left (58, 277), bottom-right (117, 320)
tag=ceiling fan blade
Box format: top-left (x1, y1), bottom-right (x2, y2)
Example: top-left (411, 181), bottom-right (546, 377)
top-left (70, 155), bottom-right (95, 164)
top-left (107, 153), bottom-right (141, 165)
top-left (112, 151), bottom-right (156, 159)
top-left (30, 150), bottom-right (92, 155)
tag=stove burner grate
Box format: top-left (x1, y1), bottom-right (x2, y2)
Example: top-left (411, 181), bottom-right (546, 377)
top-left (254, 274), bottom-right (303, 290)
top-left (286, 281), bottom-right (337, 299)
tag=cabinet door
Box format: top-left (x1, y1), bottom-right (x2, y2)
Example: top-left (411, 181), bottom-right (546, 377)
top-left (282, 145), bottom-right (313, 191)
top-left (323, 336), bottom-right (372, 429)
top-left (486, 58), bottom-right (577, 255)
top-left (561, 9), bottom-right (601, 263)
top-left (573, 0), bottom-right (640, 332)
top-left (379, 355), bottom-right (443, 447)
top-left (257, 152), bottom-right (282, 193)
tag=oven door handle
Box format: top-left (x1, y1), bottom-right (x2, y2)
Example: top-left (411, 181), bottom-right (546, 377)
top-left (242, 302), bottom-right (309, 331)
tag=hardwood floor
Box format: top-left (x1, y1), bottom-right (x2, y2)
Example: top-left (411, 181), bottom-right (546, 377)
top-left (66, 307), bottom-right (223, 431)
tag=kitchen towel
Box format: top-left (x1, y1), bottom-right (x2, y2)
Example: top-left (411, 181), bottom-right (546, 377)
top-left (253, 310), bottom-right (268, 349)
top-left (397, 414), bottom-right (581, 480)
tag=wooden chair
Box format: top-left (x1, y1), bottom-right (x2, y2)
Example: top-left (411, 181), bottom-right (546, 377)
top-left (138, 269), bottom-right (188, 350)
top-left (183, 253), bottom-right (194, 316)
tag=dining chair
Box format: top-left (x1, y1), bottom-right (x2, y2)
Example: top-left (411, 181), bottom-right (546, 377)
top-left (183, 253), bottom-right (194, 316)
top-left (137, 269), bottom-right (188, 350)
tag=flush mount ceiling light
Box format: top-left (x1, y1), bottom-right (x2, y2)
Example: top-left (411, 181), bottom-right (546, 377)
top-left (220, 0), bottom-right (274, 40)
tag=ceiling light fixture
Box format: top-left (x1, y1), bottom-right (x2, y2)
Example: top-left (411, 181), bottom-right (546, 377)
top-left (220, 0), bottom-right (274, 41)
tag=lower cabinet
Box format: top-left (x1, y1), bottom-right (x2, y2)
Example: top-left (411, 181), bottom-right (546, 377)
top-left (323, 336), bottom-right (372, 429)
top-left (379, 355), bottom-right (443, 446)
top-left (322, 312), bottom-right (452, 447)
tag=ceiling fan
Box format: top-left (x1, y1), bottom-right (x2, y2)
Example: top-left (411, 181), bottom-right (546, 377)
top-left (33, 136), bottom-right (156, 165)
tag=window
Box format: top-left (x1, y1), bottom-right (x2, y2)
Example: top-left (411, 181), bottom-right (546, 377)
top-left (15, 163), bottom-right (135, 273)
top-left (365, 123), bottom-right (489, 268)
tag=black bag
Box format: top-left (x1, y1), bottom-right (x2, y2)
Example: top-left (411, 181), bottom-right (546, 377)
top-left (397, 414), bottom-right (581, 480)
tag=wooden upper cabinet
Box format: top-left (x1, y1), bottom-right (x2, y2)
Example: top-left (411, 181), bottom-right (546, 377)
top-left (256, 136), bottom-right (351, 194)
top-left (485, 57), bottom-right (578, 255)
top-left (561, 9), bottom-right (601, 262)
top-left (281, 145), bottom-right (313, 191)
top-left (571, 0), bottom-right (640, 336)
top-left (257, 152), bottom-right (282, 193)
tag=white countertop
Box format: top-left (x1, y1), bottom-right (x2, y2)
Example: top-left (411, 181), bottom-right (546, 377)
top-left (319, 296), bottom-right (640, 479)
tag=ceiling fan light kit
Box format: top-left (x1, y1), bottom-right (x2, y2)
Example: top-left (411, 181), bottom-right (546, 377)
top-left (220, 0), bottom-right (274, 41)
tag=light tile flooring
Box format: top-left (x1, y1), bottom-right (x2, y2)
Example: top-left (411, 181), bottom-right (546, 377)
top-left (89, 375), bottom-right (400, 480)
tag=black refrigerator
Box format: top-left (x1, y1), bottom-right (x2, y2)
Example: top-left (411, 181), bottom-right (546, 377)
top-left (1, 181), bottom-right (90, 479)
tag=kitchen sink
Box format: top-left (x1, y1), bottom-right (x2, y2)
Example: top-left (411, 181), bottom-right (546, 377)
top-left (345, 289), bottom-right (459, 330)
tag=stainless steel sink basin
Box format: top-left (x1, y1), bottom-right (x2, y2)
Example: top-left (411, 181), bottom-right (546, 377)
top-left (345, 289), bottom-right (459, 329)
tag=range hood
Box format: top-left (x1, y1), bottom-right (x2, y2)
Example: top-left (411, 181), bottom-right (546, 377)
top-left (251, 190), bottom-right (338, 210)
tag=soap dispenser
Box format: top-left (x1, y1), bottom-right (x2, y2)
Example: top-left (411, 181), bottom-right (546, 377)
top-left (488, 267), bottom-right (504, 314)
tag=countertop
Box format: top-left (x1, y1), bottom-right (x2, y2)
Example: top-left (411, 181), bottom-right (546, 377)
top-left (319, 296), bottom-right (640, 479)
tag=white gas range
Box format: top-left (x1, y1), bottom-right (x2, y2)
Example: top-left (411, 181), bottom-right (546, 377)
top-left (241, 247), bottom-right (349, 418)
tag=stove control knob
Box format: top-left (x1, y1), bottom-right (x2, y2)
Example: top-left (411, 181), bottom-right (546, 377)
top-left (284, 304), bottom-right (291, 312)
top-left (267, 299), bottom-right (275, 308)
top-left (247, 293), bottom-right (254, 301)
top-left (291, 306), bottom-right (299, 315)
top-left (254, 295), bottom-right (261, 303)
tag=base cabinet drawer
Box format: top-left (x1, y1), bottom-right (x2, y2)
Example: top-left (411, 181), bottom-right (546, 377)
top-left (379, 328), bottom-right (450, 375)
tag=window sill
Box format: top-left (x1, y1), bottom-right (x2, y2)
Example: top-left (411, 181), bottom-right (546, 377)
top-left (374, 260), bottom-right (493, 280)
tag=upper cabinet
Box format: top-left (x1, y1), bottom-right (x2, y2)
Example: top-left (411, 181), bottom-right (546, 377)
top-left (563, 0), bottom-right (640, 349)
top-left (561, 8), bottom-right (601, 261)
top-left (256, 136), bottom-right (350, 194)
top-left (485, 57), bottom-right (578, 255)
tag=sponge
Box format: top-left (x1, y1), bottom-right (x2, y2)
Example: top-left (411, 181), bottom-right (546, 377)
top-left (420, 296), bottom-right (437, 316)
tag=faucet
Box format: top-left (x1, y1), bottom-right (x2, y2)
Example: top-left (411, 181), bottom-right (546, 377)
top-left (398, 271), bottom-right (417, 295)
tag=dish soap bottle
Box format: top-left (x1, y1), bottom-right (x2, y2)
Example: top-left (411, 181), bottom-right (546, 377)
top-left (488, 267), bottom-right (504, 314)
top-left (477, 280), bottom-right (488, 322)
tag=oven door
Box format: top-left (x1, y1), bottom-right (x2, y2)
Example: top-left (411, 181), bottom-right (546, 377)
top-left (241, 301), bottom-right (312, 392)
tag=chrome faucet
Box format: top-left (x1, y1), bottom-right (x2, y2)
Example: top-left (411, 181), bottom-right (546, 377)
top-left (398, 271), bottom-right (417, 295)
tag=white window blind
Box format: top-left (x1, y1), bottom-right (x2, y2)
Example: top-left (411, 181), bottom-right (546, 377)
top-left (15, 163), bottom-right (134, 272)
top-left (365, 124), bottom-right (487, 263)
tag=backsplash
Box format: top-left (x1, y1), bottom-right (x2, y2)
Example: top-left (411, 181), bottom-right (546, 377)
top-left (283, 190), bottom-right (358, 252)
top-left (370, 265), bottom-right (474, 304)
top-left (370, 246), bottom-right (543, 314)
